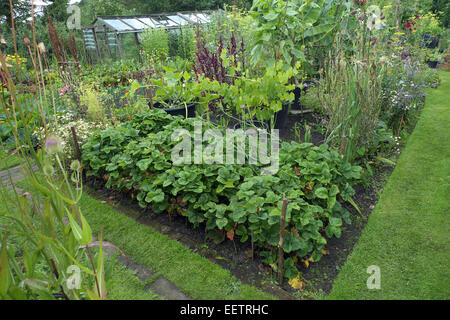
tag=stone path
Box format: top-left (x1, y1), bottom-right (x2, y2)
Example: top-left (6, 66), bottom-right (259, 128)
top-left (0, 164), bottom-right (192, 300)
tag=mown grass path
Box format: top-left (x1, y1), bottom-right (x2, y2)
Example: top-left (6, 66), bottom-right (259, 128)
top-left (328, 71), bottom-right (450, 299)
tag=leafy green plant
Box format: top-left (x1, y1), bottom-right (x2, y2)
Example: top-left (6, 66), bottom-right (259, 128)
top-left (79, 85), bottom-right (105, 123)
top-left (250, 0), bottom-right (337, 68)
top-left (169, 26), bottom-right (195, 60)
top-left (318, 6), bottom-right (386, 162)
top-left (141, 27), bottom-right (170, 65)
top-left (0, 27), bottom-right (108, 300)
top-left (423, 48), bottom-right (444, 61)
top-left (82, 109), bottom-right (361, 279)
top-left (412, 11), bottom-right (443, 36)
top-left (220, 61), bottom-right (295, 128)
top-left (150, 68), bottom-right (220, 116)
top-left (298, 86), bottom-right (322, 113)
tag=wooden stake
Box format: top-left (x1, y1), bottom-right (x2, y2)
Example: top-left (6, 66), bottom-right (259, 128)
top-left (277, 198), bottom-right (289, 286)
top-left (71, 126), bottom-right (82, 162)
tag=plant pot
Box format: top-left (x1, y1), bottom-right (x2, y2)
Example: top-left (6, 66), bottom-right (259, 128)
top-left (290, 80), bottom-right (315, 110)
top-left (290, 87), bottom-right (302, 110)
top-left (422, 34), bottom-right (439, 49)
top-left (427, 60), bottom-right (438, 69)
top-left (234, 103), bottom-right (290, 131)
top-left (150, 101), bottom-right (196, 118)
top-left (272, 102), bottom-right (290, 129)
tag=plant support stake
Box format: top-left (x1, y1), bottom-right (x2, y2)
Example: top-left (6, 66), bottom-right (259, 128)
top-left (277, 198), bottom-right (290, 285)
top-left (71, 126), bottom-right (82, 162)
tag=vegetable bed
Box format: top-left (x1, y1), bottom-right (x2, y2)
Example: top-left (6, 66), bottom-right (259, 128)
top-left (82, 109), bottom-right (361, 278)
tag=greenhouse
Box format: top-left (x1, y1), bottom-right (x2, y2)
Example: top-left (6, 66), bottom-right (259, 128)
top-left (82, 11), bottom-right (213, 62)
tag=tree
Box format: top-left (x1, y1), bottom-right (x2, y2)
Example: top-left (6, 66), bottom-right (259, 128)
top-left (43, 0), bottom-right (70, 23)
top-left (431, 0), bottom-right (450, 28)
top-left (0, 0), bottom-right (31, 25)
top-left (78, 0), bottom-right (132, 25)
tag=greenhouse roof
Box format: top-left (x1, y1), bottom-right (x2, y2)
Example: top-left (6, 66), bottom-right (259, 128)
top-left (84, 11), bottom-right (213, 34)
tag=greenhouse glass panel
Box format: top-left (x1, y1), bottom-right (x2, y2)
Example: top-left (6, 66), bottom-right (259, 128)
top-left (187, 14), bottom-right (205, 24)
top-left (103, 19), bottom-right (132, 31)
top-left (167, 15), bottom-right (188, 26)
top-left (138, 18), bottom-right (157, 28)
top-left (196, 13), bottom-right (210, 23)
top-left (154, 18), bottom-right (178, 28)
top-left (122, 19), bottom-right (147, 30)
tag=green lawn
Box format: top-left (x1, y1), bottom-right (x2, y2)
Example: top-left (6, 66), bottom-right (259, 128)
top-left (16, 177), bottom-right (274, 300)
top-left (328, 71), bottom-right (450, 299)
top-left (0, 150), bottom-right (22, 171)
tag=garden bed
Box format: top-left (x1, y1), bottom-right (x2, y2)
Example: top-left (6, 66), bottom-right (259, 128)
top-left (84, 152), bottom-right (394, 299)
top-left (80, 108), bottom-right (407, 298)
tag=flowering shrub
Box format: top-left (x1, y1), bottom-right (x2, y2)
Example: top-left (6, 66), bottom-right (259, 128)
top-left (59, 85), bottom-right (70, 96)
top-left (193, 29), bottom-right (246, 84)
top-left (33, 116), bottom-right (109, 165)
top-left (4, 54), bottom-right (27, 68)
top-left (381, 55), bottom-right (437, 131)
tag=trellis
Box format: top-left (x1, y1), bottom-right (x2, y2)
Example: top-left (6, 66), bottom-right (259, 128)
top-left (82, 11), bottom-right (213, 63)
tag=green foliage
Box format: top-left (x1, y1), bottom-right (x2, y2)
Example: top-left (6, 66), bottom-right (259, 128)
top-left (151, 68), bottom-right (220, 112)
top-left (298, 86), bottom-right (322, 113)
top-left (81, 109), bottom-right (361, 278)
top-left (220, 61), bottom-right (295, 126)
top-left (168, 27), bottom-right (195, 60)
top-left (250, 0), bottom-right (338, 68)
top-left (79, 86), bottom-right (105, 123)
top-left (76, 59), bottom-right (143, 89)
top-left (141, 27), bottom-right (170, 64)
top-left (43, 0), bottom-right (70, 23)
top-left (0, 91), bottom-right (47, 149)
top-left (329, 71), bottom-right (450, 300)
top-left (0, 155), bottom-right (106, 300)
top-left (411, 10), bottom-right (443, 36)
